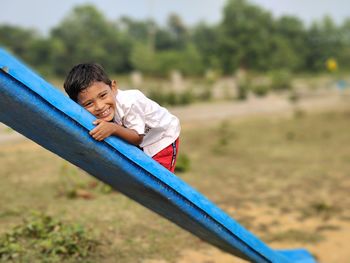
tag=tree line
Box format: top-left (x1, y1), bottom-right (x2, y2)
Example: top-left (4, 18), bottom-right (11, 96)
top-left (1, 0), bottom-right (349, 78)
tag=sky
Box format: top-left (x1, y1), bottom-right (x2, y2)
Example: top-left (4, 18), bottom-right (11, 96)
top-left (1, 0), bottom-right (350, 34)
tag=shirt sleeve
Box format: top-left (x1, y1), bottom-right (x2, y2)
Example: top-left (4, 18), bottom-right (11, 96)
top-left (123, 103), bottom-right (146, 135)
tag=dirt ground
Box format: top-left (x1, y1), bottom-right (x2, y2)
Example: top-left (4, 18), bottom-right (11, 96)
top-left (175, 90), bottom-right (350, 263)
top-left (1, 89), bottom-right (350, 263)
top-left (175, 208), bottom-right (350, 263)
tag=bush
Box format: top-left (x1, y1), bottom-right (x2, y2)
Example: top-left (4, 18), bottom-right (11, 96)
top-left (236, 83), bottom-right (249, 100)
top-left (148, 89), bottom-right (195, 106)
top-left (270, 70), bottom-right (292, 91)
top-left (0, 212), bottom-right (99, 262)
top-left (177, 90), bottom-right (195, 105)
top-left (175, 154), bottom-right (191, 173)
top-left (198, 86), bottom-right (213, 101)
top-left (252, 85), bottom-right (270, 97)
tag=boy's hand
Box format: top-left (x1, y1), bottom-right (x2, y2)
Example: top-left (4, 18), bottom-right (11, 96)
top-left (89, 119), bottom-right (117, 141)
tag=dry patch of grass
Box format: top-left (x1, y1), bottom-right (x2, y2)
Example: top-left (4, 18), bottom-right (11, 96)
top-left (1, 107), bottom-right (350, 262)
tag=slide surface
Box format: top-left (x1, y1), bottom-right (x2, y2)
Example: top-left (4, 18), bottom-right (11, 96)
top-left (0, 49), bottom-right (317, 263)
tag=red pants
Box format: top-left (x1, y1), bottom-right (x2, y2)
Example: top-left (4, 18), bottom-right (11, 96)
top-left (152, 138), bottom-right (179, 173)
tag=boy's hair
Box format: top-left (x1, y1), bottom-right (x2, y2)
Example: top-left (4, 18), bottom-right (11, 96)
top-left (64, 63), bottom-right (112, 102)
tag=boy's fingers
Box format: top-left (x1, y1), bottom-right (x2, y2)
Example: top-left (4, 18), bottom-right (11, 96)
top-left (94, 134), bottom-right (105, 141)
top-left (93, 119), bottom-right (103, 125)
top-left (90, 128), bottom-right (106, 141)
top-left (89, 126), bottom-right (101, 136)
top-left (91, 132), bottom-right (101, 140)
top-left (89, 123), bottom-right (110, 141)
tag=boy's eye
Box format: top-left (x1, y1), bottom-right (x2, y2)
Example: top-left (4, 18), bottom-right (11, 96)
top-left (100, 92), bottom-right (107, 98)
top-left (83, 102), bottom-right (93, 107)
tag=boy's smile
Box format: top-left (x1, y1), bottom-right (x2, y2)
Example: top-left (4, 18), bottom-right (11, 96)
top-left (77, 81), bottom-right (117, 122)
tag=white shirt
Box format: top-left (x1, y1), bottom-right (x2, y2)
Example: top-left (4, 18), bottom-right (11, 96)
top-left (113, 89), bottom-right (180, 157)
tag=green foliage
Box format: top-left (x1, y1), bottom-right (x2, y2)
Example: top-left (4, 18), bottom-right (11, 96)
top-left (0, 25), bottom-right (39, 62)
top-left (130, 44), bottom-right (158, 75)
top-left (271, 16), bottom-right (306, 71)
top-left (269, 35), bottom-right (302, 71)
top-left (252, 85), bottom-right (270, 97)
top-left (2, 109), bottom-right (350, 261)
top-left (305, 16), bottom-right (343, 71)
top-left (338, 19), bottom-right (350, 70)
top-left (237, 83), bottom-right (249, 100)
top-left (175, 154), bottom-right (191, 173)
top-left (165, 14), bottom-right (189, 50)
top-left (57, 162), bottom-right (114, 199)
top-left (0, 212), bottom-right (99, 262)
top-left (192, 23), bottom-right (221, 70)
top-left (302, 201), bottom-right (341, 220)
top-left (266, 229), bottom-right (324, 243)
top-left (156, 44), bottom-right (204, 76)
top-left (177, 90), bottom-right (195, 105)
top-left (219, 0), bottom-right (274, 72)
top-left (1, 2), bottom-right (350, 77)
top-left (212, 121), bottom-right (236, 154)
top-left (148, 88), bottom-right (195, 106)
top-left (269, 70), bottom-right (292, 91)
top-left (50, 4), bottom-right (131, 75)
top-left (119, 17), bottom-right (155, 44)
top-left (154, 50), bottom-right (181, 76)
top-left (131, 43), bottom-right (203, 77)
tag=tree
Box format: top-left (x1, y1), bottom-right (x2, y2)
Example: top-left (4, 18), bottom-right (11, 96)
top-left (192, 22), bottom-right (221, 70)
top-left (269, 16), bottom-right (306, 71)
top-left (119, 16), bottom-right (157, 50)
top-left (219, 0), bottom-right (274, 73)
top-left (337, 18), bottom-right (350, 70)
top-left (305, 16), bottom-right (342, 71)
top-left (0, 25), bottom-right (61, 77)
top-left (130, 43), bottom-right (158, 74)
top-left (0, 25), bottom-right (39, 63)
top-left (154, 28), bottom-right (176, 51)
top-left (51, 4), bottom-right (131, 76)
top-left (155, 13), bottom-right (189, 50)
top-left (26, 38), bottom-right (66, 76)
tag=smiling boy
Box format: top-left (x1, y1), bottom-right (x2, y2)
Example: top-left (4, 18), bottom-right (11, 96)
top-left (64, 63), bottom-right (180, 172)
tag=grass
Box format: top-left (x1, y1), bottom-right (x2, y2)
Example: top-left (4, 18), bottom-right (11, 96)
top-left (264, 229), bottom-right (324, 244)
top-left (0, 212), bottom-right (99, 262)
top-left (1, 107), bottom-right (350, 262)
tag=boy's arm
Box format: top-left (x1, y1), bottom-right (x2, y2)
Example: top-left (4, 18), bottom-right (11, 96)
top-left (90, 119), bottom-right (143, 146)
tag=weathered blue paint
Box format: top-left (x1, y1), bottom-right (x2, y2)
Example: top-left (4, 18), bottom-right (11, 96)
top-left (0, 48), bottom-right (317, 263)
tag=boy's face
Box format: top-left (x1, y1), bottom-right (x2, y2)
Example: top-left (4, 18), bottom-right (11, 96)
top-left (77, 81), bottom-right (117, 122)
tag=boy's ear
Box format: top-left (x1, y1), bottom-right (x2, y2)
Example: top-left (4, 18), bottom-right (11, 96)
top-left (111, 80), bottom-right (118, 92)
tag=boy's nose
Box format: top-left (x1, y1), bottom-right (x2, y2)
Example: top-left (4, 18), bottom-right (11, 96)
top-left (95, 101), bottom-right (104, 111)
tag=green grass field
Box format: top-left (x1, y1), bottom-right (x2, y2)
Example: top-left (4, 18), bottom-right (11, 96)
top-left (1, 107), bottom-right (350, 262)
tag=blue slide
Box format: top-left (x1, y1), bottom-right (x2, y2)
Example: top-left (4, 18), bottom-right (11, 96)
top-left (0, 48), bottom-right (317, 263)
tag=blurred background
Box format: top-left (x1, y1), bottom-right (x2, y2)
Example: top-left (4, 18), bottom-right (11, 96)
top-left (1, 1), bottom-right (350, 263)
top-left (1, 0), bottom-right (350, 92)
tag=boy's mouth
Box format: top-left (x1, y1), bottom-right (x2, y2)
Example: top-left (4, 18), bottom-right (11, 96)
top-left (97, 107), bottom-right (112, 119)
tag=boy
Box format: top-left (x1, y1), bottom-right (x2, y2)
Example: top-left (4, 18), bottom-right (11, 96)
top-left (63, 63), bottom-right (180, 173)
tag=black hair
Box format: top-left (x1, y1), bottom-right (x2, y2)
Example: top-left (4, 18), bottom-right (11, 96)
top-left (63, 63), bottom-right (112, 102)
